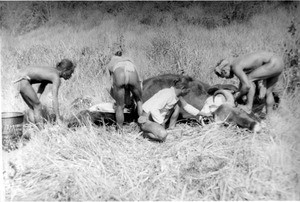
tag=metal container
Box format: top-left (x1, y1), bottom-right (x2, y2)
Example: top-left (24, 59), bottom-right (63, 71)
top-left (2, 112), bottom-right (24, 151)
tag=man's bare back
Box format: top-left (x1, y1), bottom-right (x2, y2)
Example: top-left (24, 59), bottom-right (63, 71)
top-left (231, 51), bottom-right (274, 74)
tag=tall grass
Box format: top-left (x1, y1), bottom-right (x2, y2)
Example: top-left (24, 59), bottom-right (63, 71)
top-left (1, 1), bottom-right (300, 200)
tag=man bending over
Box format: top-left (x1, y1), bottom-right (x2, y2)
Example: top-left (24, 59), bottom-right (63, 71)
top-left (15, 59), bottom-right (76, 129)
top-left (214, 51), bottom-right (284, 115)
top-left (107, 51), bottom-right (143, 129)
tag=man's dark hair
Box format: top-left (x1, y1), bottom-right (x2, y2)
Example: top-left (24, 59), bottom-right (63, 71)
top-left (115, 51), bottom-right (122, 57)
top-left (56, 59), bottom-right (75, 71)
top-left (215, 59), bottom-right (225, 67)
top-left (173, 77), bottom-right (189, 89)
top-left (214, 69), bottom-right (223, 78)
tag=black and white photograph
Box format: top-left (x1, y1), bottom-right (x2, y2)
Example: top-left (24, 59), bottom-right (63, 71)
top-left (1, 1), bottom-right (300, 201)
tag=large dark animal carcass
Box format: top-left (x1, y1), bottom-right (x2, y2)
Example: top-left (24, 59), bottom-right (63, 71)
top-left (142, 74), bottom-right (261, 132)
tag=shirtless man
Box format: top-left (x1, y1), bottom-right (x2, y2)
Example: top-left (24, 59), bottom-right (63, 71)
top-left (214, 51), bottom-right (284, 114)
top-left (14, 59), bottom-right (76, 129)
top-left (107, 51), bottom-right (143, 129)
top-left (138, 78), bottom-right (212, 142)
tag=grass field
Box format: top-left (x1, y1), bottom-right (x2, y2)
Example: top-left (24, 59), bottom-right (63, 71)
top-left (1, 2), bottom-right (300, 200)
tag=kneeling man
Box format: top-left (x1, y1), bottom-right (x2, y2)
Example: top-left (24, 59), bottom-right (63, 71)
top-left (138, 78), bottom-right (211, 142)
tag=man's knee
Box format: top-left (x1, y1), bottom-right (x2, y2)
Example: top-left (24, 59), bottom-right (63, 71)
top-left (139, 120), bottom-right (168, 141)
top-left (115, 103), bottom-right (125, 112)
top-left (157, 128), bottom-right (168, 141)
top-left (33, 102), bottom-right (42, 111)
top-left (113, 88), bottom-right (126, 105)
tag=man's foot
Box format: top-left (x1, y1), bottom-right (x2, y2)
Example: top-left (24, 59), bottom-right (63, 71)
top-left (259, 89), bottom-right (266, 100)
top-left (252, 122), bottom-right (262, 133)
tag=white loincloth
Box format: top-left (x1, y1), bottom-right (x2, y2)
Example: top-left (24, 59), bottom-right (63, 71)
top-left (113, 61), bottom-right (136, 85)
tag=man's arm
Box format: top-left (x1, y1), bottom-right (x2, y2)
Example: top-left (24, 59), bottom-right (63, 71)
top-left (51, 77), bottom-right (61, 121)
top-left (179, 97), bottom-right (211, 117)
top-left (232, 66), bottom-right (251, 100)
top-left (37, 83), bottom-right (48, 99)
top-left (258, 80), bottom-right (267, 99)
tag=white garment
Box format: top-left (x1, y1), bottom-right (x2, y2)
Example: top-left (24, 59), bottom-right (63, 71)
top-left (107, 55), bottom-right (141, 85)
top-left (107, 56), bottom-right (134, 73)
top-left (201, 94), bottom-right (226, 114)
top-left (142, 87), bottom-right (200, 124)
top-left (142, 87), bottom-right (179, 124)
top-left (89, 103), bottom-right (130, 113)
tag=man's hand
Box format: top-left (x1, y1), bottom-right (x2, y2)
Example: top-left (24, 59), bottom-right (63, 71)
top-left (240, 84), bottom-right (250, 94)
top-left (237, 104), bottom-right (252, 114)
top-left (258, 81), bottom-right (267, 99)
top-left (138, 116), bottom-right (147, 124)
top-left (234, 92), bottom-right (247, 106)
top-left (197, 111), bottom-right (212, 120)
top-left (198, 112), bottom-right (213, 125)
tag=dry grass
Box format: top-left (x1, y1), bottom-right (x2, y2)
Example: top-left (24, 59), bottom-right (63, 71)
top-left (1, 2), bottom-right (300, 201)
top-left (3, 112), bottom-right (299, 200)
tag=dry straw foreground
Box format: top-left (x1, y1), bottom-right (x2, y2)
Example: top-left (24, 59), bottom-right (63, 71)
top-left (1, 2), bottom-right (300, 201)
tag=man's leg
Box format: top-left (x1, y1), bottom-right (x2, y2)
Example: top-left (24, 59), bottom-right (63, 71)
top-left (265, 75), bottom-right (280, 114)
top-left (131, 85), bottom-right (143, 116)
top-left (243, 81), bottom-right (256, 113)
top-left (33, 104), bottom-right (43, 129)
top-left (112, 68), bottom-right (127, 129)
top-left (248, 60), bottom-right (283, 81)
top-left (113, 85), bottom-right (125, 129)
top-left (168, 104), bottom-right (180, 129)
top-left (246, 60), bottom-right (281, 113)
top-left (128, 72), bottom-right (143, 116)
top-left (20, 82), bottom-right (43, 129)
top-left (139, 120), bottom-right (168, 142)
top-left (25, 109), bottom-right (35, 123)
top-left (124, 87), bottom-right (132, 107)
top-left (248, 58), bottom-right (283, 115)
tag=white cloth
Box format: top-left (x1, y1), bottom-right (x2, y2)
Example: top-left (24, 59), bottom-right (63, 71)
top-left (107, 56), bottom-right (134, 73)
top-left (114, 61), bottom-right (135, 72)
top-left (107, 55), bottom-right (141, 85)
top-left (181, 103), bottom-right (200, 116)
top-left (142, 87), bottom-right (201, 124)
top-left (89, 103), bottom-right (130, 113)
top-left (142, 87), bottom-right (179, 124)
top-left (201, 94), bottom-right (226, 114)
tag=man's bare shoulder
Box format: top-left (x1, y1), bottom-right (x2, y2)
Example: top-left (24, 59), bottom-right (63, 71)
top-left (22, 66), bottom-right (59, 81)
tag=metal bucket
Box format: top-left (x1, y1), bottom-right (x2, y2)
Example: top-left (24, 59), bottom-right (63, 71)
top-left (2, 112), bottom-right (24, 151)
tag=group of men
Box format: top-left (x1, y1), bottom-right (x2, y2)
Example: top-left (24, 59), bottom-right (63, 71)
top-left (16, 50), bottom-right (284, 141)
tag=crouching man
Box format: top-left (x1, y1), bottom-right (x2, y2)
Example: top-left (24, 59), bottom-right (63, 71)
top-left (138, 78), bottom-right (212, 142)
top-left (15, 59), bottom-right (76, 129)
top-left (214, 51), bottom-right (284, 115)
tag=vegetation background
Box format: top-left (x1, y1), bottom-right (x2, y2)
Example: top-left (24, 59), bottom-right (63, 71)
top-left (1, 1), bottom-right (300, 200)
